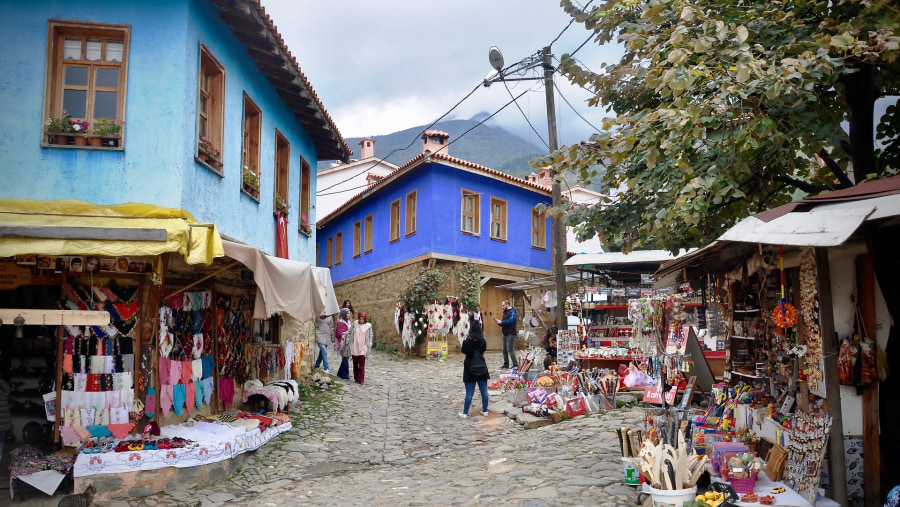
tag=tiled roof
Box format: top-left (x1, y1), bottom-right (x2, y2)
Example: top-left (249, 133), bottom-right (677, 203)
top-left (423, 129), bottom-right (450, 138)
top-left (317, 152), bottom-right (552, 226)
top-left (211, 0), bottom-right (351, 162)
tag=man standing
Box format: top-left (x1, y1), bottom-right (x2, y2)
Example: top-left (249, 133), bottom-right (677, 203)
top-left (314, 314), bottom-right (334, 373)
top-left (494, 300), bottom-right (518, 369)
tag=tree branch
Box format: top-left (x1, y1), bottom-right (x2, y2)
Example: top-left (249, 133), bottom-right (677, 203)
top-left (770, 174), bottom-right (844, 194)
top-left (817, 149), bottom-right (854, 187)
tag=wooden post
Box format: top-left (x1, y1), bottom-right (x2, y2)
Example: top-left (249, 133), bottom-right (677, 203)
top-left (858, 250), bottom-right (881, 507)
top-left (54, 325), bottom-right (64, 445)
top-left (815, 247), bottom-right (847, 504)
top-left (138, 253), bottom-right (169, 425)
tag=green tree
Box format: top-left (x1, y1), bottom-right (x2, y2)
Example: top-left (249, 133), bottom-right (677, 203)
top-left (538, 0), bottom-right (900, 252)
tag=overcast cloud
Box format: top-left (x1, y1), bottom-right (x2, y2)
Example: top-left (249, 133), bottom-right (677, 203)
top-left (261, 0), bottom-right (622, 152)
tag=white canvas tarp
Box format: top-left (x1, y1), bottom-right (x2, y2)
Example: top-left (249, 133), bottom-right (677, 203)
top-left (312, 266), bottom-right (340, 316)
top-left (222, 240), bottom-right (327, 322)
top-left (718, 204), bottom-right (875, 247)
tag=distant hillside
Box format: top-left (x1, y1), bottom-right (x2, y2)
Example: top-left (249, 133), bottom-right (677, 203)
top-left (318, 119), bottom-right (545, 179)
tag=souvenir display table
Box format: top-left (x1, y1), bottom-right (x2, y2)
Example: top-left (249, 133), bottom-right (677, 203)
top-left (708, 474), bottom-right (840, 506)
top-left (73, 414), bottom-right (291, 477)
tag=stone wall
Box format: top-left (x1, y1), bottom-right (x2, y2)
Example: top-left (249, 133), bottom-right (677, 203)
top-left (75, 451), bottom-right (247, 501)
top-left (333, 260), bottom-right (467, 358)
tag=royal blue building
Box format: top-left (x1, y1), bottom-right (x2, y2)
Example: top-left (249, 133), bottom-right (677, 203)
top-left (316, 133), bottom-right (553, 349)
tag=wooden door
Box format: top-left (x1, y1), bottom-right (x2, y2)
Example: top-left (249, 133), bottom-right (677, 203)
top-left (480, 282), bottom-right (511, 351)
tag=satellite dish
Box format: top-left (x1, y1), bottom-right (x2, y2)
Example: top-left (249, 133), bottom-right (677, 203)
top-left (488, 46), bottom-right (504, 71)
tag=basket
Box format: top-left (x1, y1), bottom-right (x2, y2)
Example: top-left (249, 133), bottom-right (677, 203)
top-left (730, 476), bottom-right (757, 494)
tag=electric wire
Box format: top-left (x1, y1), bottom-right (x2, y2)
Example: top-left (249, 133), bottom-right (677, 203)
top-left (317, 2), bottom-right (600, 198)
top-left (504, 80), bottom-right (549, 150)
top-left (317, 88), bottom-right (531, 198)
top-left (316, 81), bottom-right (484, 195)
top-left (554, 80), bottom-right (602, 133)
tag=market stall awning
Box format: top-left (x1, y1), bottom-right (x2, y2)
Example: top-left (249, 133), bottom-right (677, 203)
top-left (222, 240), bottom-right (327, 322)
top-left (496, 271), bottom-right (583, 291)
top-left (564, 249), bottom-right (690, 267)
top-left (0, 199), bottom-right (223, 265)
top-left (718, 203), bottom-right (876, 247)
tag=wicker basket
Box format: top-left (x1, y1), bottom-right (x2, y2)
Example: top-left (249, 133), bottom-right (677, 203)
top-left (730, 476), bottom-right (757, 494)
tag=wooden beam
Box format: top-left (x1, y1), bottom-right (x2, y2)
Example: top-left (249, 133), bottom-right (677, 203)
top-left (0, 225), bottom-right (166, 241)
top-left (0, 309), bottom-right (110, 326)
top-left (816, 247), bottom-right (848, 505)
top-left (162, 261), bottom-right (241, 301)
top-left (858, 249), bottom-right (881, 507)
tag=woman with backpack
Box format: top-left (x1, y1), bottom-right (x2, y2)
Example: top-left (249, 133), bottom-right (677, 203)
top-left (459, 319), bottom-right (490, 418)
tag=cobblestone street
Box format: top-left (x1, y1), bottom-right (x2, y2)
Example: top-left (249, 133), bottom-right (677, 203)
top-left (17, 349), bottom-right (646, 506)
top-left (165, 349), bottom-right (644, 507)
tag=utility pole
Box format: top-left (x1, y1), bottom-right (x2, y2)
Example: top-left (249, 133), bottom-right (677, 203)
top-left (542, 47), bottom-right (567, 332)
top-left (485, 46), bottom-right (567, 330)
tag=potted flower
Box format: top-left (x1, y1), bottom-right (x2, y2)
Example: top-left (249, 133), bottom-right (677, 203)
top-left (242, 166), bottom-right (260, 199)
top-left (198, 136), bottom-right (221, 164)
top-left (300, 206), bottom-right (312, 235)
top-left (69, 118), bottom-right (90, 146)
top-left (275, 195), bottom-right (291, 217)
top-left (89, 117), bottom-right (122, 147)
top-left (46, 111), bottom-right (74, 145)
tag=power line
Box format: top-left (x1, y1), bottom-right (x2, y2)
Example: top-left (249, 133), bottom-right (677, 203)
top-left (504, 79), bottom-right (549, 150)
top-left (317, 2), bottom-right (601, 198)
top-left (317, 89), bottom-right (531, 198)
top-left (553, 80), bottom-right (602, 133)
top-left (316, 80), bottom-right (484, 195)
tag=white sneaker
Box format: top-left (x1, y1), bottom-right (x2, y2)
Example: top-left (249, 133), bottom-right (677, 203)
top-left (481, 411), bottom-right (489, 417)
top-left (458, 413), bottom-right (468, 419)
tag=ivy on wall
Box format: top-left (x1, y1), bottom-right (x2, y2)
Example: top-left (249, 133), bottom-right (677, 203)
top-left (400, 267), bottom-right (447, 310)
top-left (454, 261), bottom-right (481, 311)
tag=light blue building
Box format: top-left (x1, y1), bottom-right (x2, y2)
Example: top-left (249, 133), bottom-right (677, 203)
top-left (0, 0), bottom-right (350, 262)
top-left (316, 133), bottom-right (553, 349)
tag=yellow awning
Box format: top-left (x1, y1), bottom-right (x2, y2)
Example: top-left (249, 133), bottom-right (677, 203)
top-left (0, 199), bottom-right (224, 265)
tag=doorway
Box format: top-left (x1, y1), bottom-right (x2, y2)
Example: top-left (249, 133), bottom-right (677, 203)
top-left (480, 282), bottom-right (511, 351)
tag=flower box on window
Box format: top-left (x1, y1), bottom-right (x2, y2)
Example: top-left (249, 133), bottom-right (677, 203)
top-left (198, 136), bottom-right (221, 168)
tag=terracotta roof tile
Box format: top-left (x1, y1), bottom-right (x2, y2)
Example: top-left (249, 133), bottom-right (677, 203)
top-left (215, 0), bottom-right (351, 161)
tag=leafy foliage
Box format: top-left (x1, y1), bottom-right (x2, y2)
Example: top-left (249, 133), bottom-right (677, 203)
top-left (541, 0), bottom-right (900, 253)
top-left (454, 261), bottom-right (482, 311)
top-left (400, 267), bottom-right (447, 311)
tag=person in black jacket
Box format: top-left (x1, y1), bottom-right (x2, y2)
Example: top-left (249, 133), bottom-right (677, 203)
top-left (493, 300), bottom-right (518, 369)
top-left (460, 320), bottom-right (490, 418)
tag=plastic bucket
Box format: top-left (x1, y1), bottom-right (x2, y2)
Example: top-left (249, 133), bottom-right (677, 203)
top-left (622, 457), bottom-right (639, 485)
top-left (648, 485), bottom-right (697, 507)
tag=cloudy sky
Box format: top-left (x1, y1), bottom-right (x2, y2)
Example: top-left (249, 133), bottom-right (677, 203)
top-left (261, 0), bottom-right (622, 151)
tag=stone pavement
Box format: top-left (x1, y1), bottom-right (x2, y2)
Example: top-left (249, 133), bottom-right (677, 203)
top-left (19, 349), bottom-right (648, 506)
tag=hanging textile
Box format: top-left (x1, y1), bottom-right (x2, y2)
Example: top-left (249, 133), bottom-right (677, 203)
top-left (275, 214), bottom-right (289, 259)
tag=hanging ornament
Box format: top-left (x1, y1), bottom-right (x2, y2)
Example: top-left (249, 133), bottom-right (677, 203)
top-left (772, 245), bottom-right (798, 328)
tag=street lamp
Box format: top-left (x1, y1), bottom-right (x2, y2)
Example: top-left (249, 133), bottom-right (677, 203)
top-left (486, 46), bottom-right (567, 331)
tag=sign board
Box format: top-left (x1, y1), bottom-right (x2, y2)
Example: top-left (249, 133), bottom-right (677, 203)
top-left (642, 386), bottom-right (678, 405)
top-left (427, 340), bottom-right (448, 359)
top-left (0, 263), bottom-right (31, 290)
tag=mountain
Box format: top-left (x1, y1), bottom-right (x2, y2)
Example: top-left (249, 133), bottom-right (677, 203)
top-left (318, 118), bottom-right (545, 179)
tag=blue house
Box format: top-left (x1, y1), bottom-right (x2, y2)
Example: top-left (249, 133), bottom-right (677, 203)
top-left (0, 1), bottom-right (348, 498)
top-left (1, 0), bottom-right (350, 262)
top-left (316, 131), bottom-right (553, 350)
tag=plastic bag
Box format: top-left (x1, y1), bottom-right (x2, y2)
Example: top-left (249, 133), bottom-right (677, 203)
top-left (565, 397), bottom-right (587, 418)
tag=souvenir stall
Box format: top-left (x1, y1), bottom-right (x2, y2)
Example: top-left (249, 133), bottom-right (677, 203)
top-left (650, 176), bottom-right (900, 506)
top-left (396, 297), bottom-right (479, 358)
top-left (68, 240), bottom-right (330, 482)
top-left (0, 200), bottom-right (224, 498)
top-left (0, 200), bottom-right (336, 499)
